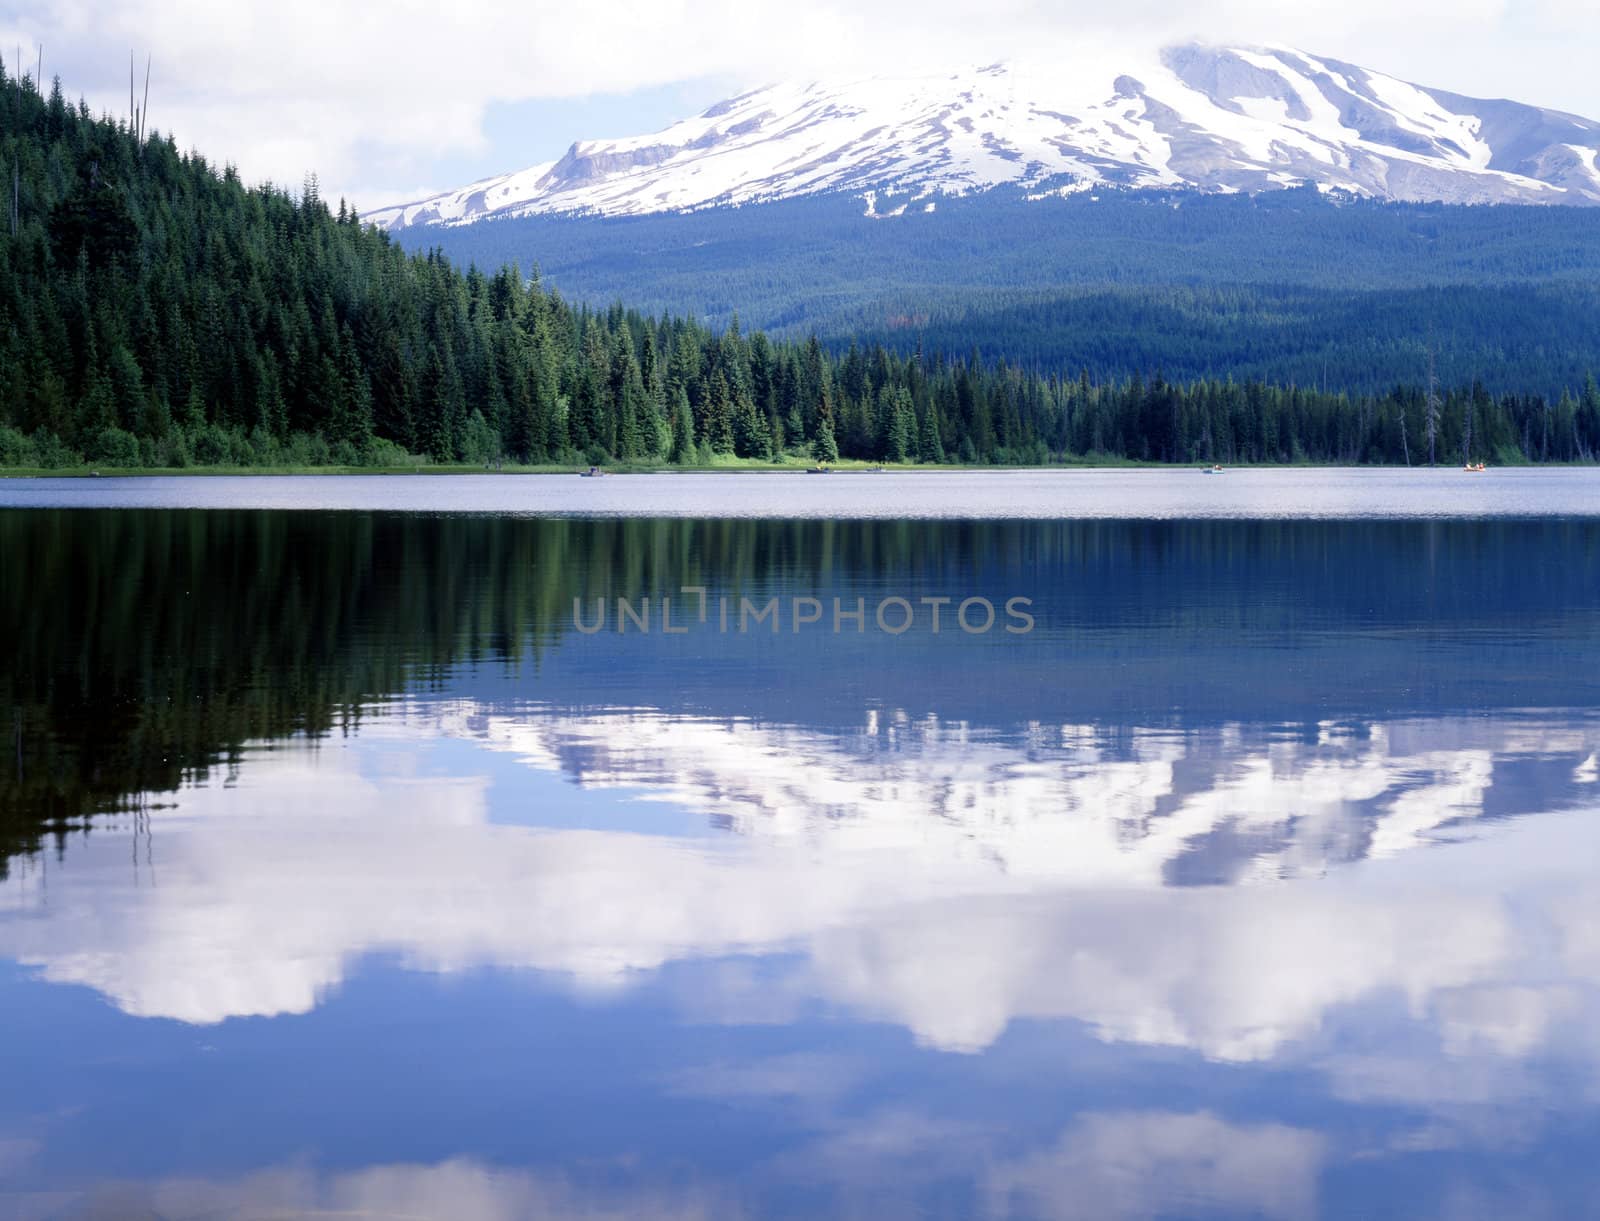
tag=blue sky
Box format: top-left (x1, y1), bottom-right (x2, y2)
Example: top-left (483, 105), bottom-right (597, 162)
top-left (366, 77), bottom-right (736, 208)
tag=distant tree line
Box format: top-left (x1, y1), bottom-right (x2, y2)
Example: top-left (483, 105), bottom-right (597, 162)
top-left (3, 64), bottom-right (1599, 469)
top-left (405, 185), bottom-right (1600, 400)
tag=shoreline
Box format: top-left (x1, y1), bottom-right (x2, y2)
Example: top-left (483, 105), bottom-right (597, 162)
top-left (0, 460), bottom-right (1552, 479)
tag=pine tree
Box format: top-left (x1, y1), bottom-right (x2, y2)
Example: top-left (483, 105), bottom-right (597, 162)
top-left (812, 414), bottom-right (838, 465)
top-left (1579, 374), bottom-right (1600, 460)
top-left (918, 402), bottom-right (945, 464)
top-left (706, 369), bottom-right (735, 454)
top-left (668, 387), bottom-right (695, 464)
top-left (334, 323), bottom-right (374, 454)
top-left (887, 388), bottom-right (916, 463)
top-left (732, 387), bottom-right (768, 458)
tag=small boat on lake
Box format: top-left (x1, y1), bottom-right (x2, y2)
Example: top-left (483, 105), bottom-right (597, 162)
top-left (1463, 462), bottom-right (1487, 472)
top-left (580, 466), bottom-right (605, 477)
top-left (806, 466), bottom-right (833, 474)
top-left (1202, 464), bottom-right (1225, 474)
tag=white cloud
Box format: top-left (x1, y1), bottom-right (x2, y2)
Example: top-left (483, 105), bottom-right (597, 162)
top-left (3, 0), bottom-right (1597, 206)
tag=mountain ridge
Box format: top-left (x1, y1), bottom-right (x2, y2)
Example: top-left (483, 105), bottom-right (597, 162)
top-left (368, 43), bottom-right (1600, 228)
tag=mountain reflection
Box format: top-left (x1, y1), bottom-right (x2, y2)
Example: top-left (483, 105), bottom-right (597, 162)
top-left (3, 702), bottom-right (1597, 1065)
top-left (456, 704), bottom-right (1599, 882)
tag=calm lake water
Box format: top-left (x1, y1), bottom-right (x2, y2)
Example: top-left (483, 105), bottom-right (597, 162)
top-left (3, 473), bottom-right (1600, 1219)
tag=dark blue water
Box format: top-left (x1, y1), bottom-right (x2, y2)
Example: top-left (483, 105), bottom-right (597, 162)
top-left (2, 496), bottom-right (1598, 1218)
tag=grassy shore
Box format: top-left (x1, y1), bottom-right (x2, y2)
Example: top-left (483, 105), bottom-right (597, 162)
top-left (2, 453), bottom-right (1555, 478)
top-left (0, 453), bottom-right (1159, 477)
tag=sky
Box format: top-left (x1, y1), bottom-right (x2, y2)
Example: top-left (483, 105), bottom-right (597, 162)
top-left (1, 0), bottom-right (1595, 210)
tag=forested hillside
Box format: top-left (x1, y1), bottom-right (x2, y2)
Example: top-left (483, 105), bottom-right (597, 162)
top-left (399, 188), bottom-right (1600, 399)
top-left (3, 66), bottom-right (1600, 470)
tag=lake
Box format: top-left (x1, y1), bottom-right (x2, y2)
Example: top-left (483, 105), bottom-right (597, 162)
top-left (3, 466), bottom-right (1599, 517)
top-left (2, 472), bottom-right (1599, 1219)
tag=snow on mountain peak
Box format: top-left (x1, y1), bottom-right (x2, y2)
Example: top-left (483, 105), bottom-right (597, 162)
top-left (366, 44), bottom-right (1600, 228)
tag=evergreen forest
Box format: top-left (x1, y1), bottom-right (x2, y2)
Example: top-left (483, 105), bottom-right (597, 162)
top-left (5, 66), bottom-right (1600, 469)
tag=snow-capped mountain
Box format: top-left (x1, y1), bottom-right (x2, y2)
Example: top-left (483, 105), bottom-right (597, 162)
top-left (367, 43), bottom-right (1600, 228)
